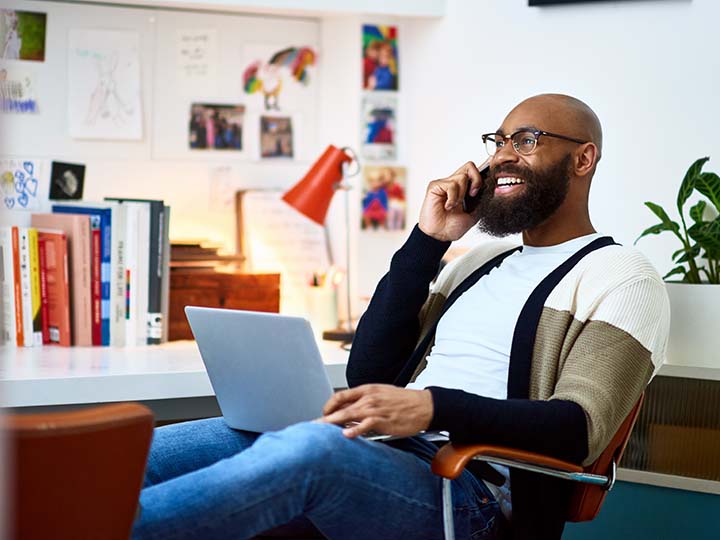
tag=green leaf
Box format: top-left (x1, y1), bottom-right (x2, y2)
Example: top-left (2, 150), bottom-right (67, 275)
top-left (675, 244), bottom-right (701, 264)
top-left (695, 172), bottom-right (720, 213)
top-left (643, 202), bottom-right (681, 235)
top-left (663, 265), bottom-right (687, 281)
top-left (677, 157), bottom-right (709, 214)
top-left (687, 217), bottom-right (720, 258)
top-left (689, 200), bottom-right (707, 224)
top-left (635, 222), bottom-right (674, 244)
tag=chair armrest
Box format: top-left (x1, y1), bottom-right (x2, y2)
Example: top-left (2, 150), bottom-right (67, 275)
top-left (431, 443), bottom-right (584, 480)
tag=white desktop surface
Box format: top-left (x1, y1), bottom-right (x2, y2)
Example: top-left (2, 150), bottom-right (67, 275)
top-left (0, 340), bottom-right (349, 409)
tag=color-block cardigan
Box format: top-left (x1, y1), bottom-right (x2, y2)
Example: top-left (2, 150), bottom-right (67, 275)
top-left (347, 226), bottom-right (670, 539)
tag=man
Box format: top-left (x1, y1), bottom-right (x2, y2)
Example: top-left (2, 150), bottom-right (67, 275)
top-left (132, 94), bottom-right (669, 540)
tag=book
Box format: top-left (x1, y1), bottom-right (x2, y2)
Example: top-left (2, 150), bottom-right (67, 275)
top-left (31, 214), bottom-right (92, 346)
top-left (106, 198), bottom-right (165, 345)
top-left (28, 228), bottom-right (43, 346)
top-left (38, 230), bottom-right (72, 346)
top-left (38, 235), bottom-right (50, 344)
top-left (18, 228), bottom-right (33, 347)
top-left (160, 206), bottom-right (170, 343)
top-left (0, 227), bottom-right (18, 345)
top-left (11, 227), bottom-right (24, 346)
top-left (116, 202), bottom-right (150, 346)
top-left (53, 204), bottom-right (112, 346)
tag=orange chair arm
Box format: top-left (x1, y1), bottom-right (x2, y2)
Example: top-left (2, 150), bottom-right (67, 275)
top-left (431, 443), bottom-right (584, 480)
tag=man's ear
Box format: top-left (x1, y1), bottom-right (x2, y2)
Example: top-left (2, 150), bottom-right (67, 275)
top-left (575, 143), bottom-right (599, 177)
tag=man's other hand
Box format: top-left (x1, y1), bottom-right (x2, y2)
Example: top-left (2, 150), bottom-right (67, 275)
top-left (418, 161), bottom-right (486, 242)
top-left (318, 384), bottom-right (434, 438)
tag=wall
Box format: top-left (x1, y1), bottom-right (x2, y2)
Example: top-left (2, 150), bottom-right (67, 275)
top-left (1, 0), bottom-right (321, 254)
top-left (352, 0), bottom-right (720, 301)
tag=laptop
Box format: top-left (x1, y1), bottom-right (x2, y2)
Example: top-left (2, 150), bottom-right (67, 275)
top-left (185, 306), bottom-right (445, 443)
top-left (185, 306), bottom-right (336, 433)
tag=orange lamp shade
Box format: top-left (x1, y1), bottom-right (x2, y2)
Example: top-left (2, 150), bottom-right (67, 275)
top-left (282, 145), bottom-right (353, 225)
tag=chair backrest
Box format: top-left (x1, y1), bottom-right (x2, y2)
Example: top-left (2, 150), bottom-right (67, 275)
top-left (4, 402), bottom-right (154, 540)
top-left (566, 394), bottom-right (644, 522)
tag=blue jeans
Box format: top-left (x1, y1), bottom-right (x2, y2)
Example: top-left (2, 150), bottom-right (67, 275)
top-left (132, 418), bottom-right (505, 540)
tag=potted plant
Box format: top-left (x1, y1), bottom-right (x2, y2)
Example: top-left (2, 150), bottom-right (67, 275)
top-left (636, 157), bottom-right (720, 367)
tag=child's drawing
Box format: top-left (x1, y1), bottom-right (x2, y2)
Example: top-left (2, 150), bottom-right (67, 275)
top-left (68, 29), bottom-right (142, 140)
top-left (1, 159), bottom-right (45, 211)
top-left (243, 46), bottom-right (316, 111)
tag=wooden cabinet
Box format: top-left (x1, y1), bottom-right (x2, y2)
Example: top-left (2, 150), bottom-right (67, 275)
top-left (169, 271), bottom-right (280, 340)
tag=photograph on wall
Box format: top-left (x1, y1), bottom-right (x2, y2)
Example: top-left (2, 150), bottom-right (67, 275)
top-left (49, 161), bottom-right (85, 200)
top-left (243, 45), bottom-right (317, 111)
top-left (362, 24), bottom-right (398, 91)
top-left (1, 158), bottom-right (47, 211)
top-left (0, 65), bottom-right (38, 113)
top-left (361, 166), bottom-right (407, 231)
top-left (260, 115), bottom-right (293, 158)
top-left (361, 94), bottom-right (397, 161)
top-left (67, 29), bottom-right (143, 140)
top-left (0, 10), bottom-right (46, 62)
top-left (189, 103), bottom-right (244, 150)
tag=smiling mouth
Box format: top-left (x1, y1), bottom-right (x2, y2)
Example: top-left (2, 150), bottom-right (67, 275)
top-left (494, 176), bottom-right (526, 194)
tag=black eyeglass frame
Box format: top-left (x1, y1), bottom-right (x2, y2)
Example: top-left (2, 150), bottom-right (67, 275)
top-left (481, 129), bottom-right (589, 156)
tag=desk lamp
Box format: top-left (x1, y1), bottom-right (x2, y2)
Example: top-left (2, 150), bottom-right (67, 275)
top-left (282, 145), bottom-right (359, 342)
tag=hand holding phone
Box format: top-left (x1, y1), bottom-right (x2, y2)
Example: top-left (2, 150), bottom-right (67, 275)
top-left (462, 161), bottom-right (490, 213)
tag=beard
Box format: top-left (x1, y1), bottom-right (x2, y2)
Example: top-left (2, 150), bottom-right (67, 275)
top-left (474, 153), bottom-right (572, 237)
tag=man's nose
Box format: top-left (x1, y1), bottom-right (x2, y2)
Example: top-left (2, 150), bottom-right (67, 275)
top-left (491, 141), bottom-right (520, 168)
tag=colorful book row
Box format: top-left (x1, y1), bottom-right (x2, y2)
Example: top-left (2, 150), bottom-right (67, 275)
top-left (0, 199), bottom-right (170, 347)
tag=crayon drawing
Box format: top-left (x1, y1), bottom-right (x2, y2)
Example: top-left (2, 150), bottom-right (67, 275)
top-left (68, 29), bottom-right (142, 140)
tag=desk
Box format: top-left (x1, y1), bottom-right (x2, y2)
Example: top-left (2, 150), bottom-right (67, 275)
top-left (0, 340), bottom-right (349, 421)
top-left (2, 343), bottom-right (719, 495)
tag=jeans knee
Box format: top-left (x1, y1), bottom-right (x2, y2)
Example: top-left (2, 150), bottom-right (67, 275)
top-left (268, 422), bottom-right (348, 470)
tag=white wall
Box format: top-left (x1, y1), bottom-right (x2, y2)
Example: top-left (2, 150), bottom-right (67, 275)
top-left (351, 0), bottom-right (720, 300)
top-left (1, 0), bottom-right (322, 253)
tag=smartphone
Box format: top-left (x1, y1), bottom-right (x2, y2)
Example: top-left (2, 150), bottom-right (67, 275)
top-left (462, 161), bottom-right (490, 213)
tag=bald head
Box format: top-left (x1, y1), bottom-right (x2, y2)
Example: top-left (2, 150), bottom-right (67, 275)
top-left (509, 93), bottom-right (603, 161)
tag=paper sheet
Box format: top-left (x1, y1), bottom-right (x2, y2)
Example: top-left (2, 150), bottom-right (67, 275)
top-left (1, 158), bottom-right (48, 212)
top-left (0, 65), bottom-right (38, 113)
top-left (176, 29), bottom-right (217, 87)
top-left (67, 29), bottom-right (142, 140)
top-left (239, 190), bottom-right (329, 316)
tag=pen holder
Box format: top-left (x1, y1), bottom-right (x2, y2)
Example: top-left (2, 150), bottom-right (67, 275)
top-left (305, 286), bottom-right (338, 341)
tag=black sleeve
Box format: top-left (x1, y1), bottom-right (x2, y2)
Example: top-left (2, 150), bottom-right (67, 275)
top-left (428, 387), bottom-right (589, 464)
top-left (346, 225), bottom-right (450, 388)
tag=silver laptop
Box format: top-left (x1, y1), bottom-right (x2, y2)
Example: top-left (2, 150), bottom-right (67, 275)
top-left (185, 307), bottom-right (334, 433)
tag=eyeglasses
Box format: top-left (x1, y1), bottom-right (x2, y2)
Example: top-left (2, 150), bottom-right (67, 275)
top-left (482, 129), bottom-right (588, 157)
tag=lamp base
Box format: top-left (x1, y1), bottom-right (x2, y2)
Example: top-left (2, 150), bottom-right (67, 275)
top-left (322, 327), bottom-right (355, 343)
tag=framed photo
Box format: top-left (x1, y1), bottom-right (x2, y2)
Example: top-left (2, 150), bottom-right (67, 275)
top-left (361, 94), bottom-right (397, 161)
top-left (0, 10), bottom-right (46, 62)
top-left (361, 166), bottom-right (407, 231)
top-left (189, 103), bottom-right (244, 150)
top-left (362, 24), bottom-right (398, 91)
top-left (260, 115), bottom-right (293, 158)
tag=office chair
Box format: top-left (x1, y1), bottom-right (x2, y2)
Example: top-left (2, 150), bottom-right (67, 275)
top-left (4, 402), bottom-right (154, 540)
top-left (257, 395), bottom-right (643, 540)
top-left (431, 395), bottom-right (644, 539)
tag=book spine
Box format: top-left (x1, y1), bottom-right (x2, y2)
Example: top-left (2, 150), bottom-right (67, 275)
top-left (28, 228), bottom-right (43, 346)
top-left (0, 227), bottom-right (17, 346)
top-left (37, 235), bottom-right (50, 345)
top-left (146, 204), bottom-right (163, 345)
top-left (19, 228), bottom-right (33, 347)
top-left (100, 209), bottom-right (111, 346)
top-left (90, 223), bottom-right (102, 346)
top-left (160, 206), bottom-right (170, 343)
top-left (11, 227), bottom-right (24, 346)
top-left (110, 205), bottom-right (126, 346)
top-left (60, 234), bottom-right (72, 346)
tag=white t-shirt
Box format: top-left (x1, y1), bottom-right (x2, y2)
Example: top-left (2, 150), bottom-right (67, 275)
top-left (407, 232), bottom-right (601, 519)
